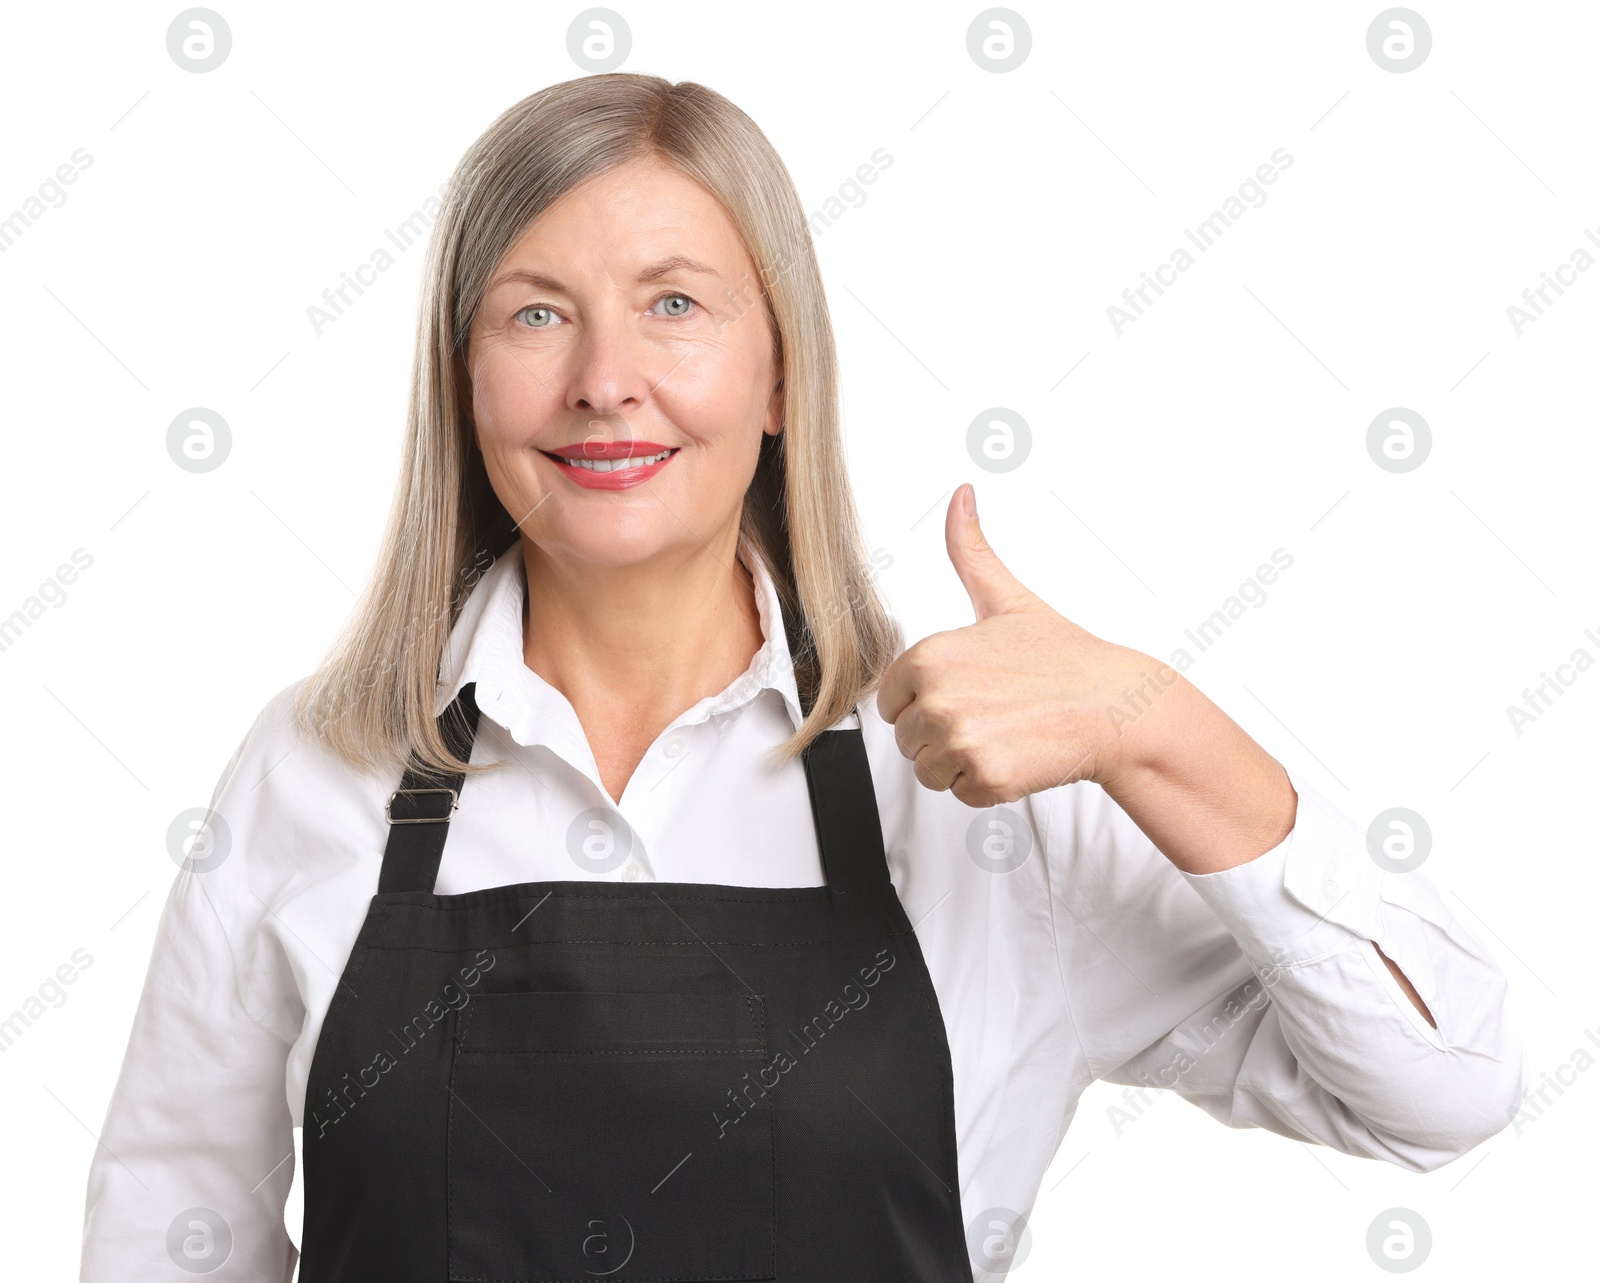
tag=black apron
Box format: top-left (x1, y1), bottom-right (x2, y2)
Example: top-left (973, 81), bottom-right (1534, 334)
top-left (299, 656), bottom-right (973, 1280)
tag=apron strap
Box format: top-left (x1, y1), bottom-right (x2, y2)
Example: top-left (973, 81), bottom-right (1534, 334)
top-left (377, 681), bottom-right (482, 895)
top-left (799, 724), bottom-right (892, 895)
top-left (781, 575), bottom-right (892, 895)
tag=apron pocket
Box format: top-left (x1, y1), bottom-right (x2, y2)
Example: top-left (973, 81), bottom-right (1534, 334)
top-left (447, 989), bottom-right (776, 1282)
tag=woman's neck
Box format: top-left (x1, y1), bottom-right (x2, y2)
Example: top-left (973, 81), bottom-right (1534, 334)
top-left (518, 530), bottom-right (764, 801)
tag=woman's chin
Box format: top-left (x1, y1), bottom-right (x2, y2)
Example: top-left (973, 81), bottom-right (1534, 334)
top-left (527, 521), bottom-right (704, 573)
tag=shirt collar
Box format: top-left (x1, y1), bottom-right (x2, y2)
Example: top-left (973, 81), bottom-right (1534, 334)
top-left (433, 535), bottom-right (806, 742)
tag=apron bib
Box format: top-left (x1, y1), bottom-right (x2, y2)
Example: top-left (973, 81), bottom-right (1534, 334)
top-left (299, 666), bottom-right (972, 1280)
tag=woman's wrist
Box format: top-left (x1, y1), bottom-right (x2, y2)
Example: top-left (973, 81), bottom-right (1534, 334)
top-left (1097, 662), bottom-right (1299, 876)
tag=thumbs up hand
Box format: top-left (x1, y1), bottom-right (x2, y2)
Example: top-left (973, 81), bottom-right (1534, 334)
top-left (875, 484), bottom-right (1163, 808)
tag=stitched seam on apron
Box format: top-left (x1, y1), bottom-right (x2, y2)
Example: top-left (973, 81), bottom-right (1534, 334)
top-left (445, 1001), bottom-right (466, 1272)
top-left (374, 891), bottom-right (843, 909)
top-left (452, 1048), bottom-right (766, 1056)
top-left (341, 939), bottom-right (378, 995)
top-left (358, 931), bottom-right (918, 952)
top-left (743, 993), bottom-right (776, 1274)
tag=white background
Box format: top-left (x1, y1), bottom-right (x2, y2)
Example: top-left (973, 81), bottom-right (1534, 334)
top-left (2, 0), bottom-right (1594, 1278)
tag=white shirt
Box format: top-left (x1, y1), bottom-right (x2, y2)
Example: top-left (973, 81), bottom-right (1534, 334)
top-left (80, 537), bottom-right (1526, 1281)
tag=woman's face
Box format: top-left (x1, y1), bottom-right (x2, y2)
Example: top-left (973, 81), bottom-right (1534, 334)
top-left (463, 156), bottom-right (783, 572)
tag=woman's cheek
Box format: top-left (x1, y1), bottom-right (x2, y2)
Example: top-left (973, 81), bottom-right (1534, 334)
top-left (476, 348), bottom-right (553, 431)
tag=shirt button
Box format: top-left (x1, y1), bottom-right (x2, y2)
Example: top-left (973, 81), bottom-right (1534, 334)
top-left (663, 737), bottom-right (685, 757)
top-left (621, 862), bottom-right (644, 882)
top-left (1321, 878), bottom-right (1340, 902)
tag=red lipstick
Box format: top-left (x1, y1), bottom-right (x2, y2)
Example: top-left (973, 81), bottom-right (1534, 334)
top-left (539, 440), bottom-right (679, 490)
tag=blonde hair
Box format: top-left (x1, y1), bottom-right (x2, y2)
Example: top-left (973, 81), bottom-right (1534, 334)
top-left (294, 73), bottom-right (902, 779)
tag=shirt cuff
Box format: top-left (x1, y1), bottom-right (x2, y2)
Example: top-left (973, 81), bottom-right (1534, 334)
top-left (1176, 764), bottom-right (1382, 969)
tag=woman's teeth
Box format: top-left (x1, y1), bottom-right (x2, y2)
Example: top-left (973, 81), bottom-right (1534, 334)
top-left (554, 448), bottom-right (675, 472)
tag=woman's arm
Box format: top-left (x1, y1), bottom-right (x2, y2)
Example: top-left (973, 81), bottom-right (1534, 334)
top-left (877, 485), bottom-right (1441, 1016)
top-left (80, 717), bottom-right (300, 1282)
top-left (876, 485), bottom-right (1523, 1161)
top-left (1095, 666), bottom-right (1436, 1024)
top-left (1037, 768), bottom-right (1526, 1170)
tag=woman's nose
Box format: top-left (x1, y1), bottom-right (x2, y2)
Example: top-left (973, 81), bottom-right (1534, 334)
top-left (566, 310), bottom-right (655, 419)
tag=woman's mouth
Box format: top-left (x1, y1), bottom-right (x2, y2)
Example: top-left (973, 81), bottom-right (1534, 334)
top-left (539, 443), bottom-right (680, 490)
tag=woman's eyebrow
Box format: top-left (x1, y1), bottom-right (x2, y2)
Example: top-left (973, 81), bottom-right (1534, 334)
top-left (490, 255), bottom-right (721, 294)
top-left (489, 268), bottom-right (565, 291)
top-left (637, 254), bottom-right (720, 282)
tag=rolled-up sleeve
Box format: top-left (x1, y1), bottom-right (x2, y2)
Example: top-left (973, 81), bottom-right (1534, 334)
top-left (1042, 765), bottom-right (1528, 1173)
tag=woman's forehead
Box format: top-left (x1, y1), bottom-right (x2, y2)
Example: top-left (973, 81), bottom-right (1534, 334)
top-left (499, 161), bottom-right (750, 274)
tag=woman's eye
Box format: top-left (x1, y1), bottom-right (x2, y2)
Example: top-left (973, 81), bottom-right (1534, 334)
top-left (653, 293), bottom-right (696, 318)
top-left (514, 305), bottom-right (560, 329)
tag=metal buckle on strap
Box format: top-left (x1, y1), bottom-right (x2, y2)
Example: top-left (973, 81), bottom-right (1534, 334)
top-left (384, 787), bottom-right (460, 825)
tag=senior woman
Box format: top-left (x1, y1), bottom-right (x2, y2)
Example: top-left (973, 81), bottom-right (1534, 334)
top-left (81, 74), bottom-right (1522, 1281)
